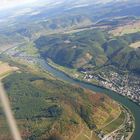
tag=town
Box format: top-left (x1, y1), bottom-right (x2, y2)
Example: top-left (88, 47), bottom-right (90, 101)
top-left (82, 69), bottom-right (140, 105)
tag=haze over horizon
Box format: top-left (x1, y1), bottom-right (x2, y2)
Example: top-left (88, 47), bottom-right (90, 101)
top-left (0, 0), bottom-right (129, 10)
top-left (0, 0), bottom-right (37, 9)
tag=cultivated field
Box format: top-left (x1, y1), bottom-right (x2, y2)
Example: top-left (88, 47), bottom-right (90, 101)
top-left (0, 62), bottom-right (19, 78)
top-left (110, 20), bottom-right (140, 36)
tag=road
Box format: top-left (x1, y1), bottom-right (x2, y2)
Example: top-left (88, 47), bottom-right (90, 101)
top-left (99, 107), bottom-right (121, 130)
top-left (102, 109), bottom-right (128, 140)
top-left (0, 81), bottom-right (22, 140)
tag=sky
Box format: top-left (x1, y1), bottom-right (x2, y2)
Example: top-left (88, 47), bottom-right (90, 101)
top-left (0, 0), bottom-right (37, 9)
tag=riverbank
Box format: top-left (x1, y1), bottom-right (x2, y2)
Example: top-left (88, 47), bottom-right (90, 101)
top-left (0, 54), bottom-right (138, 140)
top-left (47, 59), bottom-right (140, 107)
top-left (39, 60), bottom-right (135, 140)
top-left (102, 105), bottom-right (135, 140)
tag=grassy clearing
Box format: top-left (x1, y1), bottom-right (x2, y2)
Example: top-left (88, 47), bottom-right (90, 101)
top-left (18, 42), bottom-right (39, 56)
top-left (47, 59), bottom-right (84, 79)
top-left (102, 109), bottom-right (125, 134)
top-left (130, 41), bottom-right (140, 48)
top-left (93, 100), bottom-right (121, 129)
top-left (75, 128), bottom-right (99, 140)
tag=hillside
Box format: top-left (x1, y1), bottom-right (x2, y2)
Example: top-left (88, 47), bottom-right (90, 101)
top-left (109, 32), bottom-right (140, 73)
top-left (0, 71), bottom-right (121, 140)
top-left (0, 1), bottom-right (139, 139)
top-left (0, 0), bottom-right (140, 49)
top-left (35, 29), bottom-right (140, 74)
top-left (35, 30), bottom-right (108, 68)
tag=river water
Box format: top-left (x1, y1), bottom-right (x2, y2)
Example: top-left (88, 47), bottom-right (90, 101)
top-left (40, 61), bottom-right (140, 140)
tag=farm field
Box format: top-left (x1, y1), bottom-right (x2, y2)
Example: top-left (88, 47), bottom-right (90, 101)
top-left (0, 62), bottom-right (19, 78)
top-left (110, 20), bottom-right (140, 36)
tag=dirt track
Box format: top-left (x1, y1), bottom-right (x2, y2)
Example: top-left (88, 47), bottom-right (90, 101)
top-left (0, 81), bottom-right (22, 140)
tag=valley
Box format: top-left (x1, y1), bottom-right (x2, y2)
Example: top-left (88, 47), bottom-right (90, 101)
top-left (46, 60), bottom-right (140, 105)
top-left (0, 47), bottom-right (135, 140)
top-left (0, 0), bottom-right (140, 140)
top-left (0, 59), bottom-right (131, 140)
top-left (33, 28), bottom-right (140, 106)
top-left (0, 26), bottom-right (138, 140)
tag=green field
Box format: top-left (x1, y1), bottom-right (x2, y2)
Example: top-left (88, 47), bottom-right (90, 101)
top-left (102, 109), bottom-right (125, 134)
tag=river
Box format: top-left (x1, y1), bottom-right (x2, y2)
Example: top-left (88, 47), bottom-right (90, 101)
top-left (40, 60), bottom-right (140, 140)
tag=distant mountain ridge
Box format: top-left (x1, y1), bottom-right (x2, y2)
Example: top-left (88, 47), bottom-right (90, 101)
top-left (0, 0), bottom-right (140, 74)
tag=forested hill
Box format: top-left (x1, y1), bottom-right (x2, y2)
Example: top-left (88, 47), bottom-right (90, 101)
top-left (1, 72), bottom-right (120, 140)
top-left (35, 30), bottom-right (140, 74)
